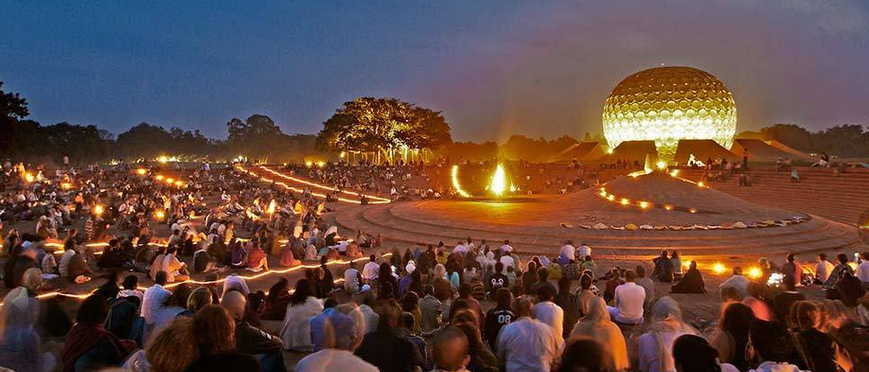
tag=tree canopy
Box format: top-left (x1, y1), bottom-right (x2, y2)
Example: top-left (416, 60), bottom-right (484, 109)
top-left (316, 97), bottom-right (452, 160)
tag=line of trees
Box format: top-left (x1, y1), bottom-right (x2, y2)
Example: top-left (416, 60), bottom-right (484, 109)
top-left (737, 124), bottom-right (869, 158)
top-left (0, 81), bottom-right (323, 165)
top-left (3, 80), bottom-right (867, 165)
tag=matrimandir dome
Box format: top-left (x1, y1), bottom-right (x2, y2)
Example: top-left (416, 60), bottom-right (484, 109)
top-left (602, 66), bottom-right (738, 162)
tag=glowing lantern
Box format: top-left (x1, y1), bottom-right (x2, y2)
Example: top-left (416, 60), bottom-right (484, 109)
top-left (166, 178), bottom-right (174, 184)
top-left (490, 164), bottom-right (508, 197)
top-left (155, 175), bottom-right (164, 181)
top-left (656, 161), bottom-right (667, 170)
top-left (712, 262), bottom-right (727, 275)
top-left (155, 210), bottom-right (166, 220)
top-left (639, 201), bottom-right (650, 209)
top-left (620, 198), bottom-right (630, 206)
top-left (24, 173), bottom-right (34, 183)
top-left (61, 182), bottom-right (72, 190)
top-left (93, 205), bottom-right (104, 217)
top-left (158, 155), bottom-right (169, 163)
top-left (697, 181), bottom-right (705, 187)
top-left (137, 168), bottom-right (146, 175)
top-left (747, 267), bottom-right (762, 279)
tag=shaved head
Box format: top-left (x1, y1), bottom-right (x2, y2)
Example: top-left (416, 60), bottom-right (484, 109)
top-left (221, 290), bottom-right (246, 321)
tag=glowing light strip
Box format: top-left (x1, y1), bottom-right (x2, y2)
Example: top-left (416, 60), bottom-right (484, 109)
top-left (0, 253), bottom-right (392, 307)
top-left (597, 187), bottom-right (656, 211)
top-left (451, 165), bottom-right (472, 198)
top-left (236, 165), bottom-right (387, 205)
top-left (259, 166), bottom-right (391, 203)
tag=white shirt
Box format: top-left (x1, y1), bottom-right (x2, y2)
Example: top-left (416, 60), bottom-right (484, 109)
top-left (532, 301), bottom-right (565, 337)
top-left (816, 260), bottom-right (835, 282)
top-left (614, 282), bottom-right (645, 322)
top-left (496, 317), bottom-right (564, 372)
top-left (577, 245), bottom-right (591, 260)
top-left (857, 261), bottom-right (869, 283)
top-left (499, 255), bottom-right (515, 269)
top-left (719, 275), bottom-right (750, 298)
top-left (499, 244), bottom-right (513, 253)
top-left (453, 244), bottom-right (469, 255)
top-left (295, 349), bottom-right (378, 372)
top-left (559, 244), bottom-right (576, 261)
top-left (361, 261), bottom-right (379, 281)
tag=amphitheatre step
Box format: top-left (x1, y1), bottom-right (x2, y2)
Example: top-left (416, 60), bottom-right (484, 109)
top-left (380, 202), bottom-right (838, 244)
top-left (333, 204), bottom-right (860, 258)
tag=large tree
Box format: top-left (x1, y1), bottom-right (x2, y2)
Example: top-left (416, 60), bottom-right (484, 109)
top-left (0, 81), bottom-right (31, 156)
top-left (317, 97), bottom-right (452, 162)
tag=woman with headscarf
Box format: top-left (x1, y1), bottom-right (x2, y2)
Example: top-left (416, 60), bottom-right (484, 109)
top-left (637, 297), bottom-right (696, 372)
top-left (280, 278), bottom-right (324, 351)
top-left (670, 261), bottom-right (707, 294)
top-left (569, 297), bottom-right (630, 371)
top-left (0, 268), bottom-right (56, 372)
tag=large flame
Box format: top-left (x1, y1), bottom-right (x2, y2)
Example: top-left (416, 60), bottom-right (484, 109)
top-left (490, 164), bottom-right (508, 196)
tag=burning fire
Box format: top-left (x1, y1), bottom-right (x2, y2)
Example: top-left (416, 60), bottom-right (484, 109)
top-left (490, 164), bottom-right (507, 196)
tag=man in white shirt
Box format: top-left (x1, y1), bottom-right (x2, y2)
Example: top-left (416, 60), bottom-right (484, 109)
top-left (499, 239), bottom-right (513, 254)
top-left (815, 253), bottom-right (835, 283)
top-left (499, 253), bottom-right (515, 269)
top-left (295, 303), bottom-right (378, 372)
top-left (361, 255), bottom-right (379, 283)
top-left (497, 297), bottom-right (563, 372)
top-left (531, 285), bottom-right (564, 337)
top-left (453, 240), bottom-right (468, 255)
top-left (607, 270), bottom-right (645, 324)
top-left (558, 240), bottom-right (576, 264)
top-left (719, 267), bottom-right (750, 298)
top-left (857, 252), bottom-right (869, 287)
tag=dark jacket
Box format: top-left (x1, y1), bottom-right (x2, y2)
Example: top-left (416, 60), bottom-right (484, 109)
top-left (356, 328), bottom-right (425, 372)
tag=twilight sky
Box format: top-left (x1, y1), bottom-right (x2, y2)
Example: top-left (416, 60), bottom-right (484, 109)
top-left (2, 0), bottom-right (868, 142)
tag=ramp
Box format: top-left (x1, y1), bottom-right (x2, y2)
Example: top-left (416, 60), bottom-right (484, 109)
top-left (731, 139), bottom-right (806, 162)
top-left (549, 142), bottom-right (606, 162)
top-left (673, 139), bottom-right (740, 165)
top-left (599, 140), bottom-right (657, 164)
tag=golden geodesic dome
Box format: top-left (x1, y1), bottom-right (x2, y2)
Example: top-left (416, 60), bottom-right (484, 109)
top-left (602, 66), bottom-right (737, 162)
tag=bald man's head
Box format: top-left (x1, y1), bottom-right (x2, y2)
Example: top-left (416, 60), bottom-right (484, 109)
top-left (432, 327), bottom-right (469, 372)
top-left (221, 290), bottom-right (246, 321)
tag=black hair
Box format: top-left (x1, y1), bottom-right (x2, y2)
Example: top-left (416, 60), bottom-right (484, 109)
top-left (672, 334), bottom-right (721, 372)
top-left (749, 321), bottom-right (793, 362)
top-left (76, 294), bottom-right (110, 323)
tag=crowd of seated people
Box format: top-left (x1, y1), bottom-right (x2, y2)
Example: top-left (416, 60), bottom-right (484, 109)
top-left (2, 161), bottom-right (869, 372)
